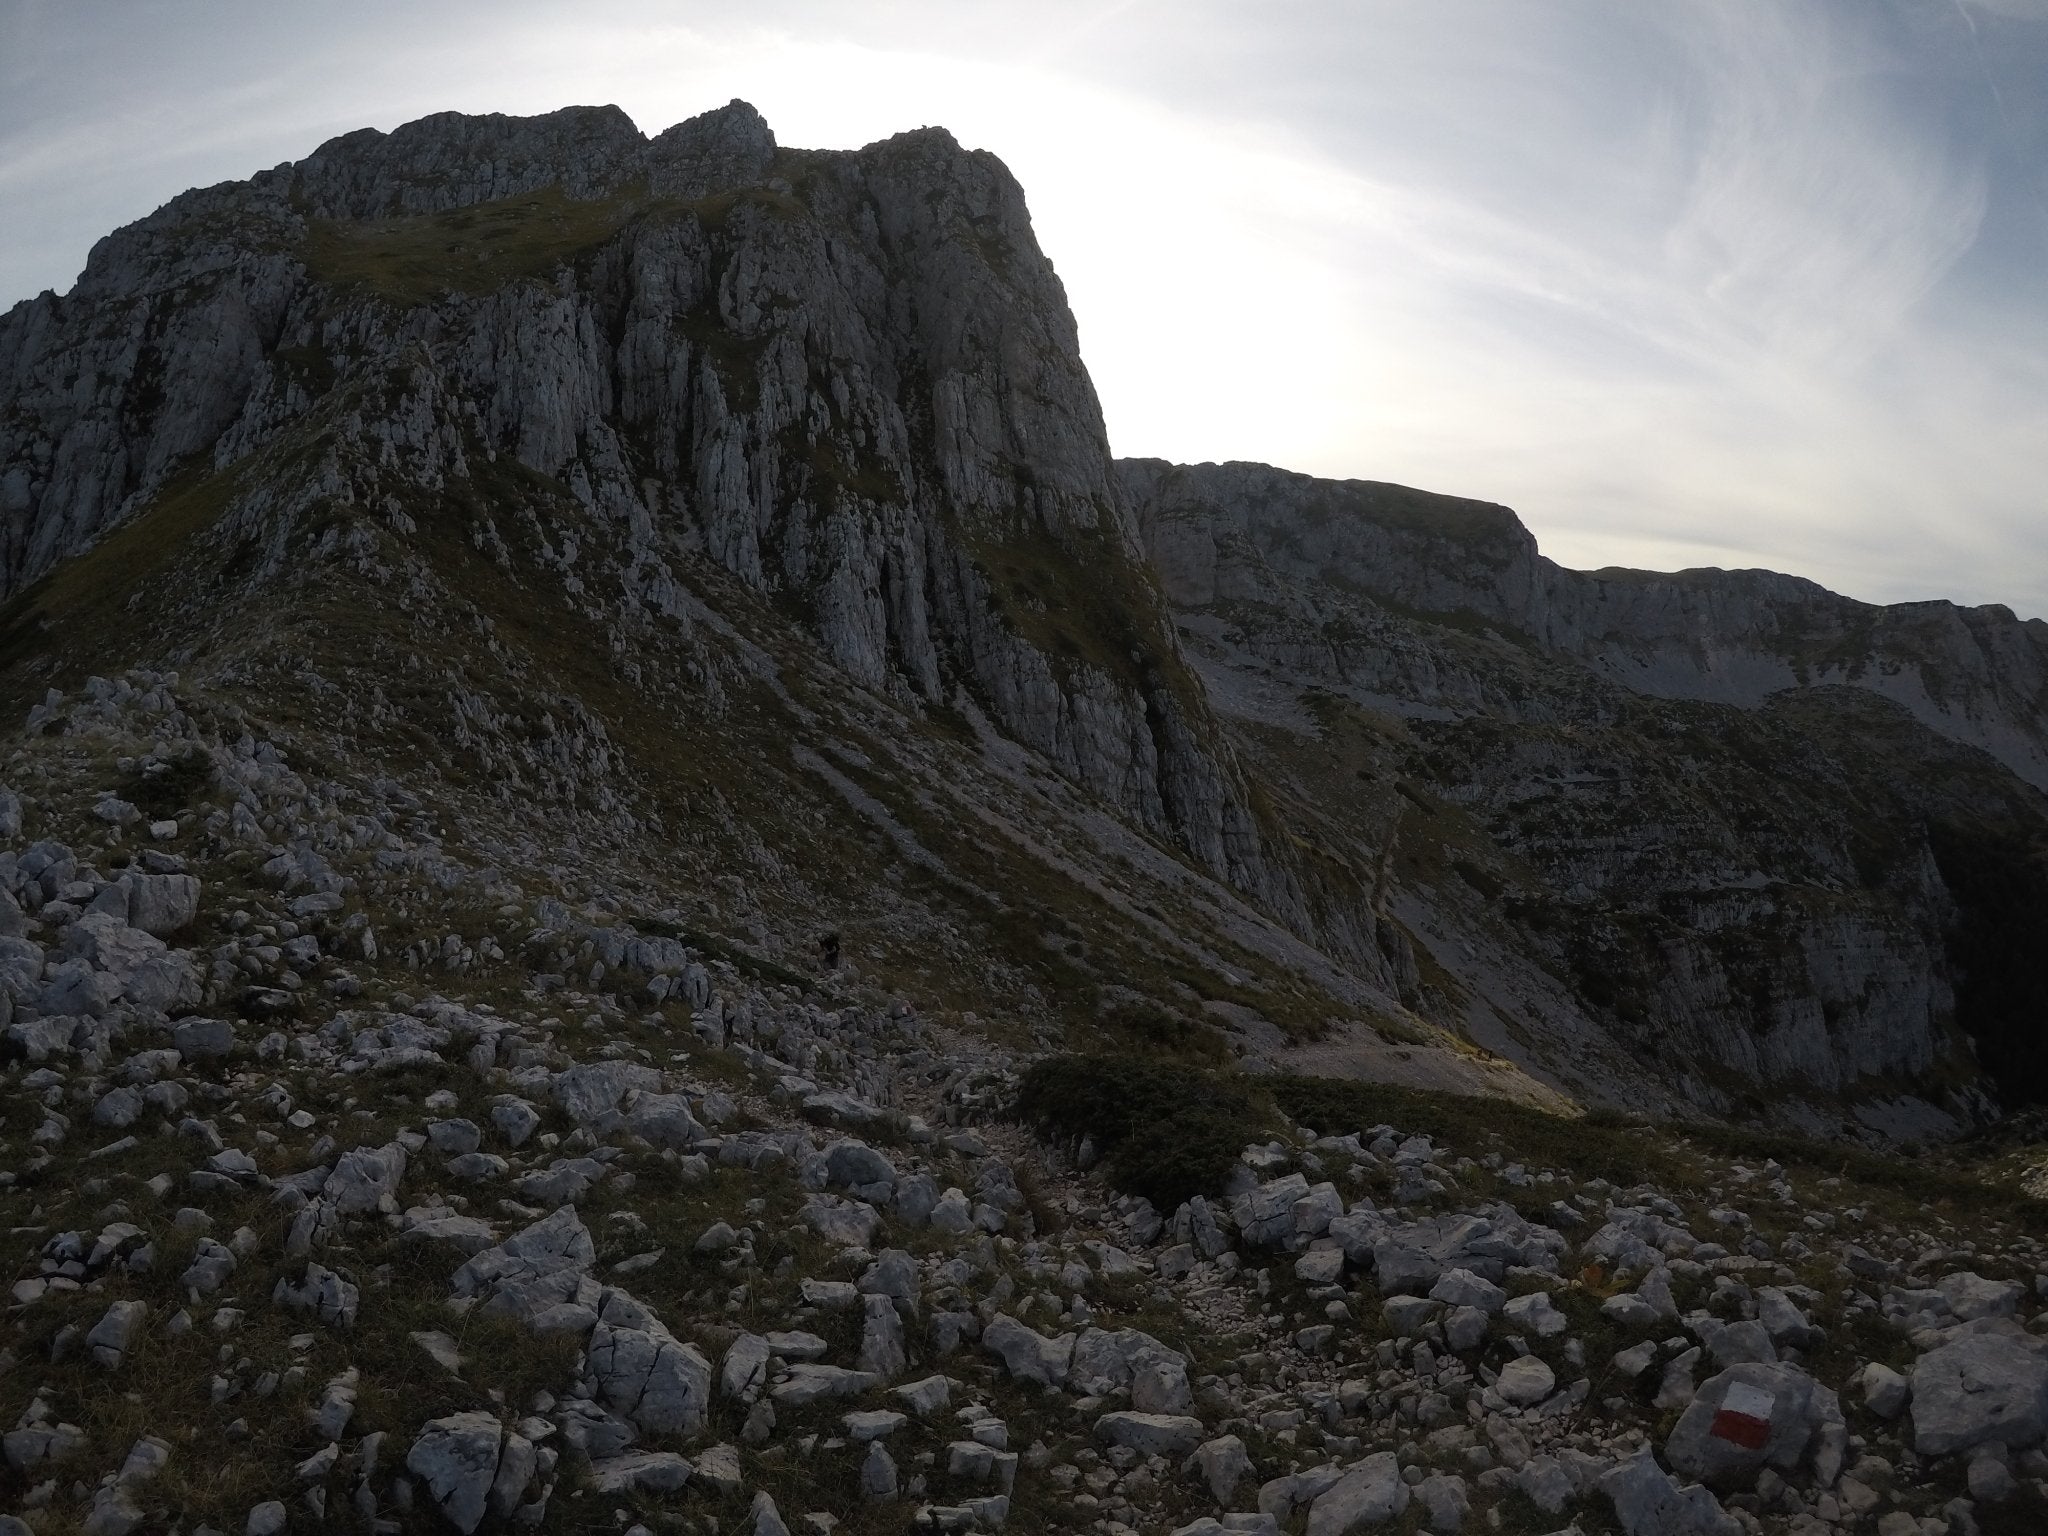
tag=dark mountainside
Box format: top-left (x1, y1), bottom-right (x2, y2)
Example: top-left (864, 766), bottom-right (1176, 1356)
top-left (2, 101), bottom-right (2047, 1536)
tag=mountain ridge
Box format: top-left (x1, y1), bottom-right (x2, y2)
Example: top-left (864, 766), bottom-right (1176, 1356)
top-left (1123, 457), bottom-right (2048, 791)
top-left (8, 96), bottom-right (2048, 1536)
top-left (2, 99), bottom-right (2045, 1141)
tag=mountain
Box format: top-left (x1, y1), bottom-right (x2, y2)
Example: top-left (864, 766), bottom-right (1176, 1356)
top-left (5, 99), bottom-right (2048, 1536)
top-left (2, 99), bottom-right (2045, 1142)
top-left (1126, 460), bottom-right (2048, 1134)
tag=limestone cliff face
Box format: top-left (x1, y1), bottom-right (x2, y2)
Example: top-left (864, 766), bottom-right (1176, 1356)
top-left (1126, 459), bottom-right (2048, 788)
top-left (0, 103), bottom-right (1292, 915)
top-left (1126, 457), bottom-right (2048, 1130)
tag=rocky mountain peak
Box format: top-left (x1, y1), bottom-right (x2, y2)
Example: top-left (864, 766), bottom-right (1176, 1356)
top-left (0, 101), bottom-right (1321, 980)
top-left (4, 99), bottom-right (2047, 1142)
top-left (292, 99), bottom-right (779, 219)
top-left (3, 98), bottom-right (2048, 1534)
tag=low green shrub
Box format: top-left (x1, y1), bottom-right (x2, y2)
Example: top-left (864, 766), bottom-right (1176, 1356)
top-left (119, 745), bottom-right (214, 819)
top-left (1014, 1054), bottom-right (1275, 1210)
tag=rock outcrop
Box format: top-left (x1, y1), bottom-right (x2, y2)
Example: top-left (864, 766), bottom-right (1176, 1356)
top-left (1126, 458), bottom-right (2048, 1127)
top-left (1126, 458), bottom-right (2048, 790)
top-left (0, 101), bottom-right (1297, 931)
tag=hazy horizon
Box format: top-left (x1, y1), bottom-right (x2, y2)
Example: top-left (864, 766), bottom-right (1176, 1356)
top-left (5, 0), bottom-right (2047, 619)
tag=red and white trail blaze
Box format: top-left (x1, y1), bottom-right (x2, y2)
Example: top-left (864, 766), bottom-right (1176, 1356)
top-left (1709, 1382), bottom-right (1776, 1450)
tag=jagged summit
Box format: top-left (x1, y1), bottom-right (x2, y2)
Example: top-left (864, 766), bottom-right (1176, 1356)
top-left (290, 100), bottom-right (777, 220)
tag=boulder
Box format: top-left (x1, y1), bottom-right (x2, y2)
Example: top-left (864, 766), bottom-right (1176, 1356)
top-left (801, 1193), bottom-right (881, 1247)
top-left (1518, 1455), bottom-right (1573, 1514)
top-left (171, 1016), bottom-right (236, 1059)
top-left (273, 1263), bottom-right (359, 1329)
top-left (61, 911), bottom-right (162, 973)
top-left (767, 1364), bottom-right (879, 1407)
top-left (453, 1205), bottom-right (595, 1299)
top-left (122, 953), bottom-right (202, 1012)
top-left (1494, 1356), bottom-right (1555, 1408)
top-left (1860, 1362), bottom-right (1909, 1419)
top-left (844, 1409), bottom-right (906, 1441)
top-left (1602, 1293), bottom-right (1662, 1329)
top-left (41, 961), bottom-right (117, 1017)
top-left (405, 1412), bottom-right (535, 1534)
top-left (1068, 1326), bottom-right (1181, 1396)
top-left (1430, 1268), bottom-right (1505, 1314)
top-left (1937, 1272), bottom-right (2022, 1323)
top-left (1233, 1173), bottom-right (1311, 1248)
top-left (1910, 1328), bottom-right (2048, 1456)
top-left (587, 1322), bottom-right (713, 1436)
top-left (3, 1015), bottom-right (75, 1062)
top-left (859, 1293), bottom-right (907, 1379)
top-left (1600, 1450), bottom-right (1739, 1536)
top-left (1415, 1472), bottom-right (1470, 1534)
top-left (1701, 1318), bottom-right (1777, 1368)
top-left (1665, 1362), bottom-right (1847, 1490)
top-left (551, 1061), bottom-right (661, 1128)
top-left (1502, 1291), bottom-right (1568, 1338)
top-left (1133, 1354), bottom-right (1194, 1415)
top-left (1295, 1246), bottom-right (1347, 1286)
top-left (1756, 1287), bottom-right (1822, 1349)
top-left (587, 1450), bottom-right (693, 1493)
top-left (1444, 1305), bottom-right (1489, 1352)
top-left (625, 1092), bottom-right (704, 1149)
top-left (1371, 1241), bottom-right (1439, 1295)
top-left (86, 1300), bottom-right (147, 1368)
top-left (982, 1313), bottom-right (1074, 1388)
top-left (322, 1142), bottom-right (407, 1214)
top-left (491, 1099), bottom-right (541, 1147)
top-left (1188, 1435), bottom-right (1252, 1504)
top-left (0, 936), bottom-right (46, 1002)
top-left (748, 1492), bottom-right (792, 1536)
top-left (118, 872), bottom-right (201, 936)
top-left (860, 1438), bottom-right (898, 1499)
top-left (1305, 1452), bottom-right (1409, 1536)
top-left (825, 1138), bottom-right (898, 1190)
top-left (721, 1333), bottom-right (772, 1402)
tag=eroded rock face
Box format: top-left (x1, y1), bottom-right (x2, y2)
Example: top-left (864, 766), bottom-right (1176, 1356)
top-left (1305, 1450), bottom-right (1408, 1535)
top-left (6, 95), bottom-right (2048, 1536)
top-left (1125, 458), bottom-right (2048, 792)
top-left (1125, 455), bottom-right (2048, 1119)
top-left (0, 101), bottom-right (1295, 922)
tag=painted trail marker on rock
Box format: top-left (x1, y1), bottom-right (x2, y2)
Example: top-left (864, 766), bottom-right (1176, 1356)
top-left (1710, 1382), bottom-right (1775, 1450)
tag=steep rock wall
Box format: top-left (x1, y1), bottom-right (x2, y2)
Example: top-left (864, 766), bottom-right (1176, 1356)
top-left (1126, 457), bottom-right (2048, 1121)
top-left (0, 104), bottom-right (1306, 927)
top-left (1126, 458), bottom-right (2048, 789)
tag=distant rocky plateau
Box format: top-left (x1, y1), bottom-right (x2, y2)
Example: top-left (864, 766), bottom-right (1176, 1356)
top-left (1, 102), bottom-right (2045, 1536)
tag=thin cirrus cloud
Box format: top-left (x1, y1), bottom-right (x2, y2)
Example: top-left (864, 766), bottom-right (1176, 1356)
top-left (0, 0), bottom-right (2043, 616)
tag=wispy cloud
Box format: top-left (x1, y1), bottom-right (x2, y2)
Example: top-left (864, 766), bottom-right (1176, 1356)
top-left (1, 1), bottom-right (2043, 614)
top-left (1653, 2), bottom-right (1988, 365)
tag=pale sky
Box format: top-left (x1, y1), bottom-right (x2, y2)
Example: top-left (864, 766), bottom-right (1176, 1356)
top-left (5, 0), bottom-right (2047, 616)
